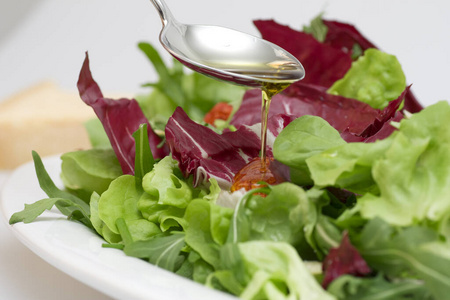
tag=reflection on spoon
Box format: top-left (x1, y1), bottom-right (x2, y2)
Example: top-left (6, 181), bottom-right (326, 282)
top-left (149, 0), bottom-right (305, 87)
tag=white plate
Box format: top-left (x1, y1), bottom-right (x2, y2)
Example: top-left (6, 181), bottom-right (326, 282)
top-left (1, 156), bottom-right (237, 300)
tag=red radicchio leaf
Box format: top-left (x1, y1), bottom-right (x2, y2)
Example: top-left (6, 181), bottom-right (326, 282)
top-left (77, 52), bottom-right (168, 175)
top-left (254, 19), bottom-right (422, 113)
top-left (230, 82), bottom-right (407, 142)
top-left (340, 85), bottom-right (410, 142)
top-left (165, 107), bottom-right (290, 188)
top-left (165, 107), bottom-right (262, 189)
top-left (322, 232), bottom-right (371, 289)
top-left (323, 20), bottom-right (377, 55)
top-left (253, 20), bottom-right (352, 88)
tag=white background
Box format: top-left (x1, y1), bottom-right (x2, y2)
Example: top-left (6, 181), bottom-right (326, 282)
top-left (0, 0), bottom-right (449, 299)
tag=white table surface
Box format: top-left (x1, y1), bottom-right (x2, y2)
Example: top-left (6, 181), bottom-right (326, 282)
top-left (0, 0), bottom-right (449, 299)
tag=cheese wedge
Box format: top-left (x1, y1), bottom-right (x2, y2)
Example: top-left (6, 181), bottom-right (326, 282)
top-left (0, 82), bottom-right (95, 169)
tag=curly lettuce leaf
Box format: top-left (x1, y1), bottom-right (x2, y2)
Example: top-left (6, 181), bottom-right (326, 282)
top-left (355, 101), bottom-right (450, 228)
top-left (97, 175), bottom-right (161, 242)
top-left (217, 241), bottom-right (336, 300)
top-left (328, 49), bottom-right (406, 109)
top-left (307, 101), bottom-right (450, 232)
top-left (138, 156), bottom-right (221, 232)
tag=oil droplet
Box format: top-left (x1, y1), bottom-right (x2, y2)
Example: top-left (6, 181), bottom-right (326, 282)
top-left (231, 157), bottom-right (285, 192)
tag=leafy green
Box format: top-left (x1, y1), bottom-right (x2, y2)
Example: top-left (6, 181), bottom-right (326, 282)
top-left (97, 174), bottom-right (161, 242)
top-left (355, 101), bottom-right (450, 229)
top-left (124, 232), bottom-right (186, 272)
top-left (328, 274), bottom-right (432, 300)
top-left (137, 42), bottom-right (246, 127)
top-left (9, 151), bottom-right (93, 228)
top-left (307, 139), bottom-right (391, 194)
top-left (217, 241), bottom-right (337, 300)
top-left (184, 200), bottom-right (234, 270)
top-left (227, 184), bottom-right (341, 259)
top-left (138, 156), bottom-right (220, 232)
top-left (355, 218), bottom-right (450, 300)
top-left (90, 192), bottom-right (121, 243)
top-left (328, 49), bottom-right (406, 109)
top-left (303, 13), bottom-right (328, 42)
top-left (60, 148), bottom-right (122, 201)
top-left (273, 115), bottom-right (346, 185)
top-left (84, 118), bottom-right (111, 149)
top-left (9, 197), bottom-right (89, 225)
top-left (132, 123), bottom-right (155, 188)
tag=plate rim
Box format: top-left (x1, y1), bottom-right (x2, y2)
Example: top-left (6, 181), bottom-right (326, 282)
top-left (1, 155), bottom-right (237, 300)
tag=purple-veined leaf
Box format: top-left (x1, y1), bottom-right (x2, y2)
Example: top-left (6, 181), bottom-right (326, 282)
top-left (77, 53), bottom-right (168, 175)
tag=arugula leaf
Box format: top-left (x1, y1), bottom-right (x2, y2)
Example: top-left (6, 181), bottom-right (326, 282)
top-left (9, 197), bottom-right (90, 226)
top-left (355, 218), bottom-right (450, 300)
top-left (132, 123), bottom-right (155, 188)
top-left (124, 232), bottom-right (186, 272)
top-left (139, 42), bottom-right (185, 108)
top-left (328, 274), bottom-right (432, 300)
top-left (137, 42), bottom-right (246, 126)
top-left (303, 13), bottom-right (328, 42)
top-left (10, 151), bottom-right (93, 228)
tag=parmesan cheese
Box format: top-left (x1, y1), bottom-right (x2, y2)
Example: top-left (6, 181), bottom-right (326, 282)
top-left (0, 82), bottom-right (95, 169)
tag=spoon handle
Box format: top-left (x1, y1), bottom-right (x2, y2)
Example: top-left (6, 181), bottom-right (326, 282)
top-left (150, 0), bottom-right (174, 26)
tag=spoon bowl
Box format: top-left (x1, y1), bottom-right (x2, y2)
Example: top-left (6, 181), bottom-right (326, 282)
top-left (150, 0), bottom-right (305, 87)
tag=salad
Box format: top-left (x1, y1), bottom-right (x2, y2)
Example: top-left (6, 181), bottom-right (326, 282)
top-left (9, 15), bottom-right (450, 300)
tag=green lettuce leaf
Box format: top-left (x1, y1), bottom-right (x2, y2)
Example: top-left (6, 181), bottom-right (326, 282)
top-left (90, 191), bottom-right (121, 243)
top-left (306, 102), bottom-right (450, 234)
top-left (138, 156), bottom-right (221, 232)
top-left (184, 200), bottom-right (234, 271)
top-left (227, 183), bottom-right (341, 259)
top-left (273, 115), bottom-right (346, 185)
top-left (60, 148), bottom-right (122, 201)
top-left (307, 139), bottom-right (391, 195)
top-left (328, 49), bottom-right (406, 109)
top-left (355, 101), bottom-right (450, 229)
top-left (217, 241), bottom-right (336, 300)
top-left (98, 174), bottom-right (161, 242)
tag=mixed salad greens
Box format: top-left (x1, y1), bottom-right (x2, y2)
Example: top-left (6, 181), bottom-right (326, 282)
top-left (10, 15), bottom-right (450, 300)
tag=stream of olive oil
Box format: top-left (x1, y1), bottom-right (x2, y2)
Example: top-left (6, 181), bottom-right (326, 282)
top-left (259, 81), bottom-right (291, 168)
top-left (229, 80), bottom-right (292, 192)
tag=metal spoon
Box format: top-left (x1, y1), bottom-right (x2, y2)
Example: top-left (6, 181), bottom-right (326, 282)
top-left (149, 0), bottom-right (305, 87)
